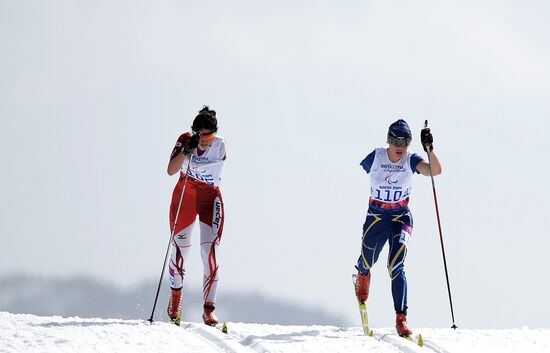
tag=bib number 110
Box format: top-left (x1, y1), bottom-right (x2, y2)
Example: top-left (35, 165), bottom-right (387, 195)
top-left (374, 189), bottom-right (403, 202)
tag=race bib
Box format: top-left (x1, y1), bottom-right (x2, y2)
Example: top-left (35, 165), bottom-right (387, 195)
top-left (399, 229), bottom-right (411, 245)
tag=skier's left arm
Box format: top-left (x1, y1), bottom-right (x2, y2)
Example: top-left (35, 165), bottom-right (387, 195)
top-left (416, 151), bottom-right (442, 176)
top-left (415, 126), bottom-right (442, 176)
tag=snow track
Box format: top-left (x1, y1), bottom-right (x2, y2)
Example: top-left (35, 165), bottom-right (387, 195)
top-left (181, 322), bottom-right (257, 353)
top-left (2, 312), bottom-right (550, 353)
top-left (421, 340), bottom-right (450, 353)
top-left (225, 323), bottom-right (426, 353)
top-left (374, 333), bottom-right (431, 353)
top-left (99, 321), bottom-right (550, 353)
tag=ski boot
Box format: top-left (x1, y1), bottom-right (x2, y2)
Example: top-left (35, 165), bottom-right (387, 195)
top-left (396, 313), bottom-right (413, 337)
top-left (354, 272), bottom-right (371, 302)
top-left (202, 302), bottom-right (219, 326)
top-left (167, 288), bottom-right (183, 326)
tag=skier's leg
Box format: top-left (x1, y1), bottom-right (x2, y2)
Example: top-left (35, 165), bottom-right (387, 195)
top-left (199, 220), bottom-right (222, 302)
top-left (168, 179), bottom-right (198, 289)
top-left (356, 211), bottom-right (387, 302)
top-left (356, 211), bottom-right (386, 275)
top-left (198, 188), bottom-right (224, 324)
top-left (388, 211), bottom-right (414, 336)
top-left (167, 223), bottom-right (194, 323)
top-left (167, 179), bottom-right (197, 322)
top-left (170, 176), bottom-right (198, 237)
top-left (168, 223), bottom-right (195, 289)
top-left (387, 212), bottom-right (413, 315)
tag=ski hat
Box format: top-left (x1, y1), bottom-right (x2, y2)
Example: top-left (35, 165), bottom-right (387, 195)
top-left (387, 119), bottom-right (412, 147)
top-left (388, 119), bottom-right (412, 138)
top-left (192, 105), bottom-right (218, 133)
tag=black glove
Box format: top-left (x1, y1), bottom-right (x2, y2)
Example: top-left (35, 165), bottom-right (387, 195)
top-left (420, 128), bottom-right (434, 152)
top-left (182, 133), bottom-right (199, 155)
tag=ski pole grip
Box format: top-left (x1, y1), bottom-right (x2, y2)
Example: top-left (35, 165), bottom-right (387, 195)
top-left (423, 120), bottom-right (431, 151)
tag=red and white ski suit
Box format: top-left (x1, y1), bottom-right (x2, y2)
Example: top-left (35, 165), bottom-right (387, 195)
top-left (168, 133), bottom-right (226, 304)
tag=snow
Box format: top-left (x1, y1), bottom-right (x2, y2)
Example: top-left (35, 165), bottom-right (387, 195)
top-left (1, 312), bottom-right (549, 353)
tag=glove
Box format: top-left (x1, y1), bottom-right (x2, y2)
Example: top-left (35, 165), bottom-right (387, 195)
top-left (420, 128), bottom-right (434, 152)
top-left (182, 133), bottom-right (199, 155)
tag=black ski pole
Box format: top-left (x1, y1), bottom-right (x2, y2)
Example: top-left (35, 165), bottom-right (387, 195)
top-left (423, 120), bottom-right (458, 329)
top-left (148, 155), bottom-right (193, 324)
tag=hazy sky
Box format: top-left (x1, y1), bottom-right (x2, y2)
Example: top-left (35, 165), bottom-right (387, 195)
top-left (1, 0), bottom-right (550, 329)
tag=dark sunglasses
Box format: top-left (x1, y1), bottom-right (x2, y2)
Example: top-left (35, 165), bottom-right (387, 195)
top-left (387, 134), bottom-right (411, 147)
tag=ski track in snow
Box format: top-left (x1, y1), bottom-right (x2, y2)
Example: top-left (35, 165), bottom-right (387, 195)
top-left (374, 333), bottom-right (426, 353)
top-left (228, 324), bottom-right (431, 353)
top-left (180, 322), bottom-right (257, 353)
top-left (1, 312), bottom-right (550, 353)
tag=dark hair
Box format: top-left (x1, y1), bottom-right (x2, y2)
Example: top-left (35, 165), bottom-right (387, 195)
top-left (191, 105), bottom-right (218, 133)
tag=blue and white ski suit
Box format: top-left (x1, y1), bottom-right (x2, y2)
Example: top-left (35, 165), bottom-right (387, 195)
top-left (356, 148), bottom-right (423, 315)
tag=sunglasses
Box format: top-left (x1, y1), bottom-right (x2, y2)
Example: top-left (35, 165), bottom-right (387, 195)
top-left (387, 134), bottom-right (411, 147)
top-left (198, 132), bottom-right (216, 142)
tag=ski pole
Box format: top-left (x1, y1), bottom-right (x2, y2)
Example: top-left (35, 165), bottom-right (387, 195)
top-left (423, 120), bottom-right (457, 329)
top-left (148, 154), bottom-right (193, 324)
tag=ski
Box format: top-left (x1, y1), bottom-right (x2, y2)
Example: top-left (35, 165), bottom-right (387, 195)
top-left (171, 318), bottom-right (228, 334)
top-left (352, 274), bottom-right (374, 336)
top-left (417, 334), bottom-right (424, 347)
top-left (352, 274), bottom-right (423, 346)
top-left (358, 301), bottom-right (374, 336)
top-left (208, 322), bottom-right (228, 334)
top-left (376, 333), bottom-right (424, 348)
top-left (170, 317), bottom-right (181, 326)
top-left (402, 333), bottom-right (424, 347)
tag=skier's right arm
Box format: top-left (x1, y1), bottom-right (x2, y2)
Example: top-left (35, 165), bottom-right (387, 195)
top-left (360, 150), bottom-right (376, 174)
top-left (167, 133), bottom-right (196, 176)
top-left (167, 153), bottom-right (187, 176)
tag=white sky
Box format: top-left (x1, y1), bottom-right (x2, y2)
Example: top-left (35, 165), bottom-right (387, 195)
top-left (1, 0), bottom-right (550, 329)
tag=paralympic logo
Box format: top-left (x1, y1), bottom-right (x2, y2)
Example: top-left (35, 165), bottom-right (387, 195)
top-left (385, 175), bottom-right (398, 184)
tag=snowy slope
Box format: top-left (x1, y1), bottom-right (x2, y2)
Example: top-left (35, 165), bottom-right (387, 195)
top-left (1, 312), bottom-right (549, 353)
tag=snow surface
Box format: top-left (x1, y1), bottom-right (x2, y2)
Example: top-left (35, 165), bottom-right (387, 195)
top-left (1, 312), bottom-right (549, 353)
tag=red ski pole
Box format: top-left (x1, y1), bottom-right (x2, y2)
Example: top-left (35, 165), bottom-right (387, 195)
top-left (424, 120), bottom-right (457, 329)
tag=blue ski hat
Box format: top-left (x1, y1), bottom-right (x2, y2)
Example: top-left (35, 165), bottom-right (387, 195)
top-left (388, 119), bottom-right (412, 139)
top-left (387, 119), bottom-right (412, 147)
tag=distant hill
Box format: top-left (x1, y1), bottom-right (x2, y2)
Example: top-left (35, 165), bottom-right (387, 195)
top-left (0, 274), bottom-right (347, 326)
